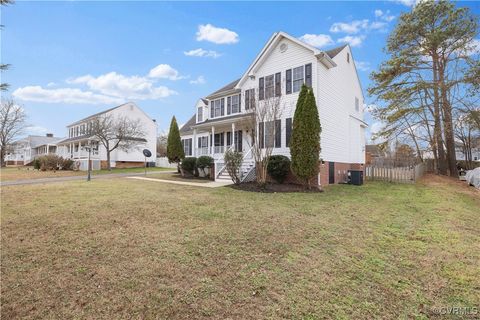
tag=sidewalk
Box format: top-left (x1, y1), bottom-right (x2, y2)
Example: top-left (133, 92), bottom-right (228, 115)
top-left (126, 176), bottom-right (233, 188)
top-left (0, 170), bottom-right (177, 187)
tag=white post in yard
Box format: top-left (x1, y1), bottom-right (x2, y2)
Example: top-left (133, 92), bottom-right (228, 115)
top-left (193, 128), bottom-right (197, 157)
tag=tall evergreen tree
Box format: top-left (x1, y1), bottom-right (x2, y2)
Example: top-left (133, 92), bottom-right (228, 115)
top-left (166, 116), bottom-right (184, 165)
top-left (291, 87), bottom-right (321, 189)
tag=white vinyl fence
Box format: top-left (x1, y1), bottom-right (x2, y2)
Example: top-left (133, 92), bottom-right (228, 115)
top-left (155, 157), bottom-right (177, 169)
top-left (365, 163), bottom-right (425, 184)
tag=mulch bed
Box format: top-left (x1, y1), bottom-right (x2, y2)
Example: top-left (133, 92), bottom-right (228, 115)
top-left (229, 182), bottom-right (323, 193)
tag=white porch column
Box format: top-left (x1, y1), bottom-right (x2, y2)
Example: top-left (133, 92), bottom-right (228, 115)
top-left (211, 126), bottom-right (215, 155)
top-left (193, 128), bottom-right (197, 157)
top-left (231, 122), bottom-right (235, 151)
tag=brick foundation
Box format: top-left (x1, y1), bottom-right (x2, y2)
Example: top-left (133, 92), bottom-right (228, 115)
top-left (319, 161), bottom-right (365, 186)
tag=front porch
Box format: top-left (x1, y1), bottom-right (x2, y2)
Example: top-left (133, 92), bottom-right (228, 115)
top-left (187, 117), bottom-right (256, 182)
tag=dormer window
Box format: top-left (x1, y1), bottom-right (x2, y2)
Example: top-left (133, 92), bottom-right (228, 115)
top-left (197, 106), bottom-right (203, 122)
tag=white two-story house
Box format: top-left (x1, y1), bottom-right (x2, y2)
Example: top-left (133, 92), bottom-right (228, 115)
top-left (180, 31), bottom-right (367, 185)
top-left (56, 102), bottom-right (157, 170)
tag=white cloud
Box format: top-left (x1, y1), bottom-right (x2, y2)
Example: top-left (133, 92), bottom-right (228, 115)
top-left (465, 39), bottom-right (480, 56)
top-left (69, 72), bottom-right (177, 100)
top-left (148, 64), bottom-right (184, 80)
top-left (13, 86), bottom-right (124, 105)
top-left (46, 82), bottom-right (56, 87)
top-left (393, 0), bottom-right (420, 7)
top-left (330, 19), bottom-right (369, 34)
top-left (369, 21), bottom-right (388, 31)
top-left (374, 9), bottom-right (383, 17)
top-left (355, 60), bottom-right (370, 71)
top-left (338, 35), bottom-right (365, 47)
top-left (196, 24), bottom-right (239, 44)
top-left (190, 76), bottom-right (206, 85)
top-left (375, 9), bottom-right (395, 22)
top-left (299, 34), bottom-right (334, 48)
top-left (184, 48), bottom-right (221, 58)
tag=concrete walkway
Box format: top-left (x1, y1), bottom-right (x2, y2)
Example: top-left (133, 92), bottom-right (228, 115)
top-left (0, 170), bottom-right (177, 187)
top-left (126, 176), bottom-right (233, 188)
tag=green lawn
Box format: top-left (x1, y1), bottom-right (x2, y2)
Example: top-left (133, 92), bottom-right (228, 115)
top-left (0, 166), bottom-right (173, 181)
top-left (1, 176), bottom-right (479, 319)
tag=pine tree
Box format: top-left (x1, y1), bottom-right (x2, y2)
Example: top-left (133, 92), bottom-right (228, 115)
top-left (166, 116), bottom-right (184, 164)
top-left (291, 87), bottom-right (321, 189)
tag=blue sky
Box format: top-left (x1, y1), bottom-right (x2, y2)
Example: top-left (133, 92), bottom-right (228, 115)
top-left (2, 1), bottom-right (479, 139)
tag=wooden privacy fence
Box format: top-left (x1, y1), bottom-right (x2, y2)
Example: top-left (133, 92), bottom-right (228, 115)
top-left (365, 163), bottom-right (425, 184)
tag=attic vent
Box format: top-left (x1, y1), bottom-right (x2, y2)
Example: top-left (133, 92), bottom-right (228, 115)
top-left (279, 43), bottom-right (288, 53)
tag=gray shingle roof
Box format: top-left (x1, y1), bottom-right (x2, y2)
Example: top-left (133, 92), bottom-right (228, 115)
top-left (28, 135), bottom-right (64, 148)
top-left (206, 78), bottom-right (241, 99)
top-left (179, 114), bottom-right (197, 134)
top-left (325, 44), bottom-right (348, 59)
top-left (67, 103), bottom-right (130, 127)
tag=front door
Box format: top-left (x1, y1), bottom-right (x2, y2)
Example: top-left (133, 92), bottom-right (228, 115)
top-left (329, 162), bottom-right (335, 184)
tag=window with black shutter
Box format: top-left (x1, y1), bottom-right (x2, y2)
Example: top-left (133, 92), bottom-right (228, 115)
top-left (259, 122), bottom-right (264, 148)
top-left (227, 96), bottom-right (232, 115)
top-left (275, 72), bottom-right (281, 97)
top-left (275, 119), bottom-right (281, 148)
top-left (226, 132), bottom-right (232, 146)
top-left (259, 77), bottom-right (265, 100)
top-left (221, 98), bottom-right (225, 116)
top-left (305, 63), bottom-right (312, 87)
top-left (286, 69), bottom-right (292, 94)
top-left (210, 101), bottom-right (214, 118)
top-left (245, 90), bottom-right (250, 110)
top-left (286, 118), bottom-right (292, 147)
top-left (238, 94), bottom-right (241, 111)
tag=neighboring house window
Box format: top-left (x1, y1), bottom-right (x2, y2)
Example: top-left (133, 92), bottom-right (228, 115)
top-left (355, 97), bottom-right (359, 112)
top-left (212, 98), bottom-right (224, 118)
top-left (197, 107), bottom-right (203, 122)
top-left (245, 89), bottom-right (255, 110)
top-left (265, 75), bottom-right (274, 99)
top-left (181, 138), bottom-right (192, 156)
top-left (76, 126), bottom-right (79, 136)
top-left (286, 118), bottom-right (292, 147)
top-left (305, 63), bottom-right (312, 88)
top-left (80, 124), bottom-right (86, 135)
top-left (292, 66), bottom-right (304, 93)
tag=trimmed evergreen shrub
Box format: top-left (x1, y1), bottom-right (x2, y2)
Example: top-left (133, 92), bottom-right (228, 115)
top-left (181, 157), bottom-right (197, 175)
top-left (267, 155), bottom-right (291, 184)
top-left (290, 85), bottom-right (322, 188)
top-left (33, 158), bottom-right (41, 170)
top-left (167, 116), bottom-right (184, 164)
top-left (196, 156), bottom-right (213, 177)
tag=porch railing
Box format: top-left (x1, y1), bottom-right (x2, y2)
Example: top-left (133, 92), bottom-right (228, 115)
top-left (196, 147), bottom-right (209, 156)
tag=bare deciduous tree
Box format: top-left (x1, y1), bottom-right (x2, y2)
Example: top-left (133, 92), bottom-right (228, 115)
top-left (91, 114), bottom-right (146, 171)
top-left (0, 99), bottom-right (27, 166)
top-left (156, 132), bottom-right (168, 157)
top-left (241, 90), bottom-right (283, 186)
